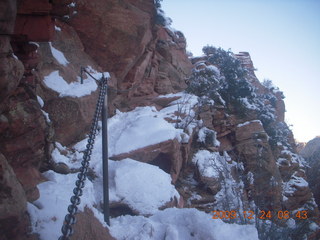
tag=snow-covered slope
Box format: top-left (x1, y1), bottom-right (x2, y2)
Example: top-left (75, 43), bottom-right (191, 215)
top-left (27, 93), bottom-right (259, 240)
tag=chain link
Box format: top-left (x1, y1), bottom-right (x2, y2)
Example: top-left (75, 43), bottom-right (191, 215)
top-left (58, 78), bottom-right (107, 240)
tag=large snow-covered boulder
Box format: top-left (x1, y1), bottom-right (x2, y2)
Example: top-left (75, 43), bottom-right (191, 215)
top-left (108, 158), bottom-right (181, 215)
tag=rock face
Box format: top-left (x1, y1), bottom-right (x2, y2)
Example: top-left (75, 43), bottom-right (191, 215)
top-left (235, 120), bottom-right (282, 211)
top-left (0, 0), bottom-right (192, 239)
top-left (0, 0), bottom-right (43, 238)
top-left (69, 0), bottom-right (192, 112)
top-left (0, 0), bottom-right (24, 108)
top-left (0, 153), bottom-right (33, 240)
top-left (36, 20), bottom-right (101, 146)
top-left (70, 207), bottom-right (115, 240)
top-left (1, 0), bottom-right (319, 239)
top-left (0, 87), bottom-right (47, 201)
top-left (300, 137), bottom-right (320, 209)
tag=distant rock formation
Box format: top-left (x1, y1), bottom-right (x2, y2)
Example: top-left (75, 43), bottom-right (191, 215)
top-left (183, 49), bottom-right (319, 239)
top-left (300, 136), bottom-right (320, 209)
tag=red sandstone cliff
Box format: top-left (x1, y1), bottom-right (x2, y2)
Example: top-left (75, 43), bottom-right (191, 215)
top-left (0, 0), bottom-right (191, 239)
top-left (0, 1), bottom-right (319, 240)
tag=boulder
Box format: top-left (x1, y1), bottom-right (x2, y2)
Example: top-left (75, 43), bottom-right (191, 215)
top-left (0, 56), bottom-right (24, 107)
top-left (0, 153), bottom-right (33, 240)
top-left (235, 120), bottom-right (265, 142)
top-left (110, 138), bottom-right (193, 183)
top-left (70, 207), bottom-right (116, 240)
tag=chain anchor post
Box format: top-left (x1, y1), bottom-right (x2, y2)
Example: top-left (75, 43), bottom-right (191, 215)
top-left (101, 73), bottom-right (110, 226)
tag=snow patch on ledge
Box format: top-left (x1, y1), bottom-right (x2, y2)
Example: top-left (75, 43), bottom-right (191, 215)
top-left (43, 71), bottom-right (98, 98)
top-left (54, 25), bottom-right (61, 31)
top-left (49, 42), bottom-right (69, 66)
top-left (237, 119), bottom-right (262, 128)
top-left (107, 106), bottom-right (179, 156)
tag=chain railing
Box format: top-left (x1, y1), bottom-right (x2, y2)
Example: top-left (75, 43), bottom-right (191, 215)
top-left (58, 73), bottom-right (108, 240)
top-left (58, 65), bottom-right (142, 239)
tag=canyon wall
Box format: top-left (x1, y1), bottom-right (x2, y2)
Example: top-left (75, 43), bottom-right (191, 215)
top-left (0, 1), bottom-right (319, 239)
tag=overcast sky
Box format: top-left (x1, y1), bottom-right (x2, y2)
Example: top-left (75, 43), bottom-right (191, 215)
top-left (162, 0), bottom-right (320, 142)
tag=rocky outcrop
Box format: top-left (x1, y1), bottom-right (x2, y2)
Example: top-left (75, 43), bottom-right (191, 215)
top-left (180, 51), bottom-right (319, 238)
top-left (70, 207), bottom-right (115, 240)
top-left (36, 20), bottom-right (101, 146)
top-left (235, 120), bottom-right (282, 211)
top-left (0, 1), bottom-right (46, 238)
top-left (68, 0), bottom-right (192, 112)
top-left (111, 137), bottom-right (192, 183)
top-left (0, 87), bottom-right (48, 201)
top-left (0, 0), bottom-right (24, 108)
top-left (300, 137), bottom-right (320, 209)
top-left (0, 153), bottom-right (35, 240)
top-left (31, 0), bottom-right (192, 145)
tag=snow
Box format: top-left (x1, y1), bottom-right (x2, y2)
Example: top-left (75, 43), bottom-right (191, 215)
top-left (81, 99), bottom-right (196, 156)
top-left (239, 97), bottom-right (258, 110)
top-left (54, 25), bottom-right (61, 31)
top-left (27, 158), bottom-right (180, 239)
top-left (309, 222), bottom-right (320, 231)
top-left (28, 91), bottom-right (260, 240)
top-left (237, 119), bottom-right (262, 128)
top-left (193, 151), bottom-right (246, 219)
top-left (37, 96), bottom-right (44, 107)
top-left (281, 149), bottom-right (306, 167)
top-left (109, 159), bottom-right (179, 215)
top-left (277, 157), bottom-right (290, 166)
top-left (283, 172), bottom-right (309, 196)
top-left (55, 142), bottom-right (66, 151)
top-left (206, 64), bottom-right (221, 76)
top-left (51, 148), bottom-right (73, 167)
top-left (27, 171), bottom-right (98, 240)
top-left (49, 42), bottom-right (69, 66)
top-left (43, 70), bottom-right (98, 98)
top-left (85, 65), bottom-right (111, 80)
top-left (36, 96), bottom-right (50, 122)
top-left (29, 41), bottom-right (39, 48)
top-left (198, 127), bottom-right (207, 143)
top-left (197, 127), bottom-right (220, 147)
top-left (110, 208), bottom-right (258, 240)
top-left (41, 110), bottom-right (51, 123)
top-left (105, 106), bottom-right (183, 156)
top-left (192, 150), bottom-right (231, 178)
top-left (247, 172), bottom-right (254, 185)
top-left (157, 92), bottom-right (185, 99)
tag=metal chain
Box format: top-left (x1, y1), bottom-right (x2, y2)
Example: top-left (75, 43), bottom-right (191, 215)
top-left (58, 78), bottom-right (107, 240)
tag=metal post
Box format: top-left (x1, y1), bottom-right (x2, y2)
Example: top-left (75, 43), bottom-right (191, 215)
top-left (102, 79), bottom-right (110, 226)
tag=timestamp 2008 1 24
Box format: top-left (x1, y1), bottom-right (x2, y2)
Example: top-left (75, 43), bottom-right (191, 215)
top-left (211, 210), bottom-right (308, 220)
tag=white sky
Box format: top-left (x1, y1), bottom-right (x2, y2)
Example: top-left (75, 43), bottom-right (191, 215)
top-left (162, 0), bottom-right (320, 142)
